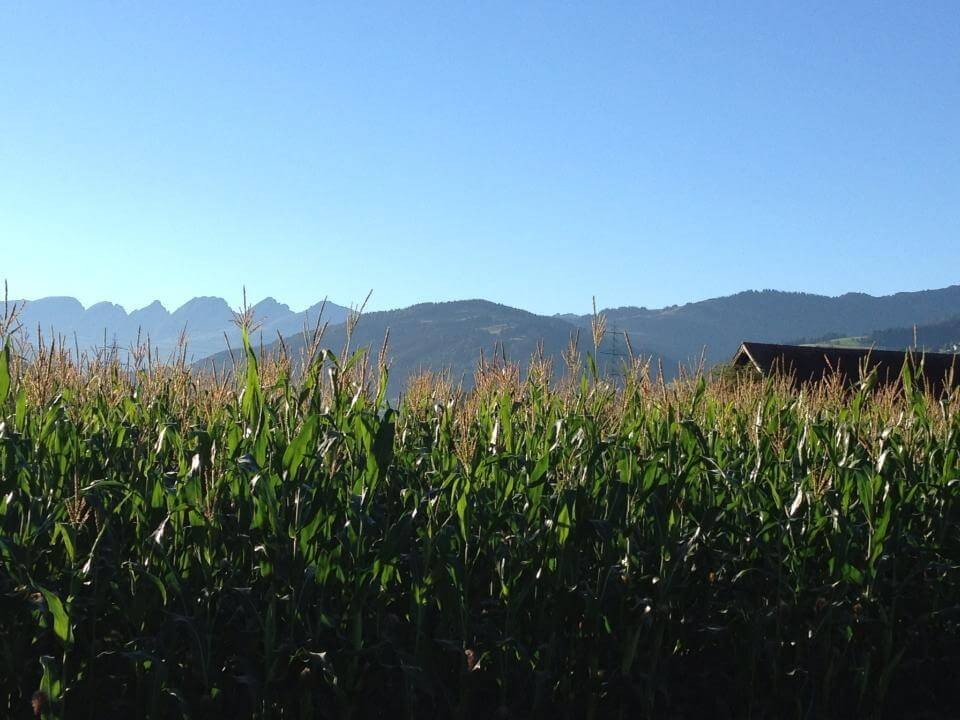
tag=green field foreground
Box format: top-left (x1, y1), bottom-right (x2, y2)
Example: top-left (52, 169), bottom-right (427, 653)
top-left (1, 332), bottom-right (958, 719)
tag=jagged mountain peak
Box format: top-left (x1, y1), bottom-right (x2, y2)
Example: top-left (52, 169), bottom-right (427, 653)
top-left (10, 293), bottom-right (349, 360)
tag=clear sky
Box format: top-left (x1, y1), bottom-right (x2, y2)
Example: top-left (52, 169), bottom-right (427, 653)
top-left (2, 2), bottom-right (958, 315)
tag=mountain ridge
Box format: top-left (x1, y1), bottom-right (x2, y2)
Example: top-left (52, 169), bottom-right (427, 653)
top-left (202, 298), bottom-right (672, 398)
top-left (562, 285), bottom-right (960, 365)
top-left (8, 294), bottom-right (351, 360)
top-left (7, 284), bottom-right (959, 388)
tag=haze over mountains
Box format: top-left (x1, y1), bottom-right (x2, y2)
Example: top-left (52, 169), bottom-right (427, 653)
top-left (9, 284), bottom-right (960, 394)
top-left (10, 295), bottom-right (350, 360)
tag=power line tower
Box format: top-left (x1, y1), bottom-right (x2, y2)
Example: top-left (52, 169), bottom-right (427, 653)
top-left (598, 323), bottom-right (629, 381)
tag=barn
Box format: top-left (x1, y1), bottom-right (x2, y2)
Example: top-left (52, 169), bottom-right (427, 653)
top-left (731, 341), bottom-right (959, 390)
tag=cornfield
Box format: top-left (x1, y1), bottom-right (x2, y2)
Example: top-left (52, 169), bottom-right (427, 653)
top-left (1, 323), bottom-right (958, 719)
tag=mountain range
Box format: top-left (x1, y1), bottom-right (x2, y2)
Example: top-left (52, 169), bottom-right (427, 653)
top-left (204, 299), bottom-right (625, 397)
top-left (201, 285), bottom-right (960, 396)
top-left (8, 295), bottom-right (350, 360)
top-left (559, 285), bottom-right (960, 366)
top-left (7, 284), bottom-right (960, 393)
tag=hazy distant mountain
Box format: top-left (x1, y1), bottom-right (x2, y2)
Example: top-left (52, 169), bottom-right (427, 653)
top-left (9, 295), bottom-right (350, 360)
top-left (203, 299), bottom-right (677, 398)
top-left (563, 285), bottom-right (960, 366)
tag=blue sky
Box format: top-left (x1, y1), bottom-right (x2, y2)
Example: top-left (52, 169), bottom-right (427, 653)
top-left (2, 2), bottom-right (958, 315)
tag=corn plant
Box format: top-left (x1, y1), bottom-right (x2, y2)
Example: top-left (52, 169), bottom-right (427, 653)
top-left (1, 330), bottom-right (958, 719)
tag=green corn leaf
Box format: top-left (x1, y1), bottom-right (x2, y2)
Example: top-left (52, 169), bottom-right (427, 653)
top-left (38, 655), bottom-right (62, 720)
top-left (372, 410), bottom-right (396, 473)
top-left (283, 414), bottom-right (319, 478)
top-left (39, 588), bottom-right (72, 645)
top-left (54, 524), bottom-right (76, 564)
top-left (15, 386), bottom-right (26, 428)
top-left (0, 339), bottom-right (10, 406)
top-left (456, 487), bottom-right (470, 540)
top-left (557, 503), bottom-right (571, 546)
